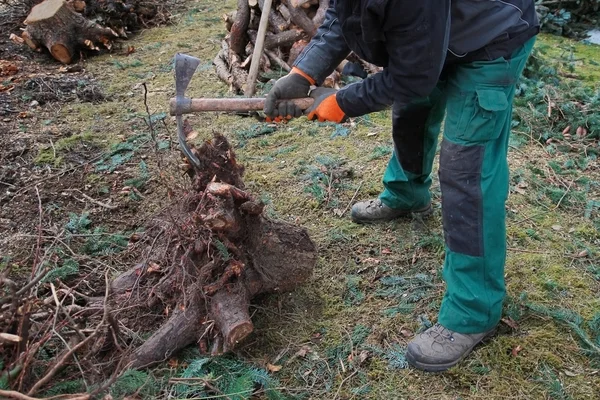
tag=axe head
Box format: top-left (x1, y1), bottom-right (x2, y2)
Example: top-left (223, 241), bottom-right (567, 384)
top-left (174, 53), bottom-right (202, 170)
top-left (175, 53), bottom-right (201, 99)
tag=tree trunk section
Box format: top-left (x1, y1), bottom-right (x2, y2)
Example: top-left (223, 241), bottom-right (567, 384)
top-left (210, 283), bottom-right (253, 352)
top-left (22, 0), bottom-right (117, 64)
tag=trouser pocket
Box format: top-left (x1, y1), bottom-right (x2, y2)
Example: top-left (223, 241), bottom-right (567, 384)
top-left (447, 86), bottom-right (509, 143)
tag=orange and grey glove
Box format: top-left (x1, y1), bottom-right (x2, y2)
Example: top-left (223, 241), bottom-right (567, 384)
top-left (264, 67), bottom-right (315, 122)
top-left (305, 87), bottom-right (347, 123)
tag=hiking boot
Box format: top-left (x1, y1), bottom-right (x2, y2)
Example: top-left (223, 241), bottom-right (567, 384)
top-left (350, 198), bottom-right (432, 223)
top-left (406, 323), bottom-right (496, 372)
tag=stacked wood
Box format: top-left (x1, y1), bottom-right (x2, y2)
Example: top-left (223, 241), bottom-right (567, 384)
top-left (14, 0), bottom-right (165, 64)
top-left (217, 0), bottom-right (383, 94)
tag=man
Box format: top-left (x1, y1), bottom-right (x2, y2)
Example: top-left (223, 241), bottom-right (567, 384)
top-left (264, 0), bottom-right (539, 372)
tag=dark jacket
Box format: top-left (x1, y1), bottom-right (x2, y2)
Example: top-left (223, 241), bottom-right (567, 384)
top-left (294, 0), bottom-right (539, 117)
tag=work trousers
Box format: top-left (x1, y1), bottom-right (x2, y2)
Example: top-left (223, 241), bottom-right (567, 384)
top-left (380, 38), bottom-right (535, 334)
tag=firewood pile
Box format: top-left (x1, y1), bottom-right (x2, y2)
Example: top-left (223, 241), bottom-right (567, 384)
top-left (216, 0), bottom-right (382, 94)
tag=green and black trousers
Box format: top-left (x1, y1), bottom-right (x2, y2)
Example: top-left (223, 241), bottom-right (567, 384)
top-left (380, 38), bottom-right (535, 334)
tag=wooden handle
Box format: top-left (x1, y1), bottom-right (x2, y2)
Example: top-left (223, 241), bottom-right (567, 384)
top-left (170, 97), bottom-right (314, 115)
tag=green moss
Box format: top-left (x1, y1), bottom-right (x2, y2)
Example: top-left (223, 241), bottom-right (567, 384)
top-left (34, 131), bottom-right (97, 166)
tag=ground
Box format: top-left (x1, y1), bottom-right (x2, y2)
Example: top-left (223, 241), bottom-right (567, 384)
top-left (1, 1), bottom-right (599, 399)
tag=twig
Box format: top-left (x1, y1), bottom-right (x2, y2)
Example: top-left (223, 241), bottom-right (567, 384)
top-left (66, 189), bottom-right (117, 210)
top-left (325, 171), bottom-right (333, 208)
top-left (0, 389), bottom-right (91, 400)
top-left (15, 267), bottom-right (50, 297)
top-left (27, 272), bottom-right (112, 396)
top-left (32, 186), bottom-right (43, 279)
top-left (264, 49), bottom-right (290, 71)
top-left (332, 370), bottom-right (359, 400)
top-left (340, 181), bottom-right (363, 217)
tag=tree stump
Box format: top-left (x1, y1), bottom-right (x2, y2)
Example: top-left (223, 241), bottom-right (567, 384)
top-left (102, 130), bottom-right (318, 368)
top-left (22, 0), bottom-right (118, 64)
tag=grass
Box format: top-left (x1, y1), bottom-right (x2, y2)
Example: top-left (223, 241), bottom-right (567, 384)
top-left (14, 1), bottom-right (600, 398)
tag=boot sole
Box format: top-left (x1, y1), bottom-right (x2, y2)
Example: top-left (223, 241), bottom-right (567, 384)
top-left (351, 204), bottom-right (433, 224)
top-left (406, 329), bottom-right (496, 373)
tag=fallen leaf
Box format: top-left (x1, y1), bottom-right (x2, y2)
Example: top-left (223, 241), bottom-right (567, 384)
top-left (511, 345), bottom-right (523, 357)
top-left (577, 250), bottom-right (589, 258)
top-left (501, 317), bottom-right (520, 330)
top-left (167, 358), bottom-right (179, 368)
top-left (358, 350), bottom-right (370, 364)
top-left (267, 363), bottom-right (282, 372)
top-left (185, 129), bottom-right (199, 142)
top-left (400, 328), bottom-right (414, 338)
top-left (0, 61), bottom-right (19, 76)
top-left (294, 345), bottom-right (311, 358)
top-left (126, 45), bottom-right (136, 56)
top-left (366, 132), bottom-right (378, 137)
top-left (551, 225), bottom-right (563, 231)
top-left (361, 257), bottom-right (381, 265)
top-left (564, 370), bottom-right (578, 377)
top-left (381, 248), bottom-right (392, 255)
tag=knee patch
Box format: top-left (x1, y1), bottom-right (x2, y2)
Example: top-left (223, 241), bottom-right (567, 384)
top-left (439, 139), bottom-right (485, 257)
top-left (392, 106), bottom-right (430, 175)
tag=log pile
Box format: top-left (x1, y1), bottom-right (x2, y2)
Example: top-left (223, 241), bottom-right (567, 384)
top-left (10, 0), bottom-right (169, 64)
top-left (216, 0), bottom-right (382, 93)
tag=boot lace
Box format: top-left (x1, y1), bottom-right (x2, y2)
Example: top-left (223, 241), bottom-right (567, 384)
top-left (428, 323), bottom-right (455, 343)
top-left (366, 199), bottom-right (384, 210)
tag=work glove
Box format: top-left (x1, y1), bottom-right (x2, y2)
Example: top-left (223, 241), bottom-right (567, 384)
top-left (305, 87), bottom-right (347, 123)
top-left (264, 67), bottom-right (314, 121)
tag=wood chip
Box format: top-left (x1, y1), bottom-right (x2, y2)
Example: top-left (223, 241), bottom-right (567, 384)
top-left (0, 333), bottom-right (23, 343)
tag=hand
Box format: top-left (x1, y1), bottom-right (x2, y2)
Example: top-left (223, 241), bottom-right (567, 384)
top-left (264, 67), bottom-right (314, 121)
top-left (305, 87), bottom-right (347, 123)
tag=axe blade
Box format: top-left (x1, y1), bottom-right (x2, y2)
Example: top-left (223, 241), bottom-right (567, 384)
top-left (175, 53), bottom-right (201, 98)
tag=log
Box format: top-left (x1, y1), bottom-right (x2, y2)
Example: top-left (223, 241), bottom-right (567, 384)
top-left (229, 0), bottom-right (251, 55)
top-left (129, 288), bottom-right (205, 368)
top-left (22, 0), bottom-right (118, 64)
top-left (313, 0), bottom-right (328, 27)
top-left (281, 0), bottom-right (317, 37)
top-left (288, 39), bottom-right (308, 65)
top-left (258, 0), bottom-right (289, 33)
top-left (265, 48), bottom-right (291, 71)
top-left (210, 283), bottom-right (253, 352)
top-left (248, 29), bottom-right (306, 50)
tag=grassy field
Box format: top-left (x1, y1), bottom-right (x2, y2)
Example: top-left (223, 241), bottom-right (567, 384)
top-left (2, 1), bottom-right (599, 398)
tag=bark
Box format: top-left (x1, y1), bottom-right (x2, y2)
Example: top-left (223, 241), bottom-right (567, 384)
top-left (281, 0), bottom-right (316, 37)
top-left (248, 29), bottom-right (306, 50)
top-left (230, 0), bottom-right (251, 55)
top-left (210, 283), bottom-right (252, 352)
top-left (129, 287), bottom-right (205, 368)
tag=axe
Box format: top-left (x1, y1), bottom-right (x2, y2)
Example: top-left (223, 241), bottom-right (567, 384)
top-left (169, 53), bottom-right (313, 169)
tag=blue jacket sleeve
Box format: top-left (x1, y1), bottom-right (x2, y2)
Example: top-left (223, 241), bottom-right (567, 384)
top-left (293, 3), bottom-right (351, 85)
top-left (336, 1), bottom-right (451, 117)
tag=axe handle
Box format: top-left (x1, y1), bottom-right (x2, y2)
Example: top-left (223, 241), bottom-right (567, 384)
top-left (170, 97), bottom-right (314, 115)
